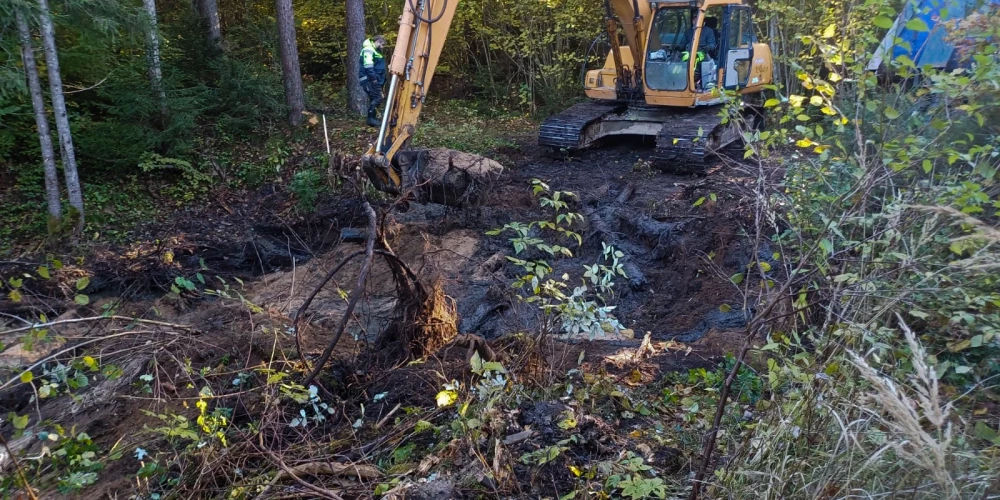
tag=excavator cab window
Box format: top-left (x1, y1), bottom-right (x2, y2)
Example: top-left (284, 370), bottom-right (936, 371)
top-left (645, 7), bottom-right (694, 91)
top-left (721, 6), bottom-right (754, 89)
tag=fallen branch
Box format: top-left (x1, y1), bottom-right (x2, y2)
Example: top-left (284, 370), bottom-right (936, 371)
top-left (303, 202), bottom-right (378, 385)
top-left (0, 329), bottom-right (187, 392)
top-left (0, 315), bottom-right (197, 336)
top-left (256, 454), bottom-right (355, 500)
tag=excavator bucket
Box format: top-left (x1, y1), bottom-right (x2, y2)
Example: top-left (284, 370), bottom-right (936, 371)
top-left (361, 149), bottom-right (505, 207)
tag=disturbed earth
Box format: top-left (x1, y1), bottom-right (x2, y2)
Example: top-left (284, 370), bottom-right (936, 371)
top-left (0, 135), bottom-right (775, 498)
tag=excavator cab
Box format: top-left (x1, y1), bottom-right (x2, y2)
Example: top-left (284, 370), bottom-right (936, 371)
top-left (362, 0), bottom-right (773, 209)
top-left (549, 0), bottom-right (772, 174)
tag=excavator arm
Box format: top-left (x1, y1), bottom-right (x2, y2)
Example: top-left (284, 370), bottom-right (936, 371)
top-left (359, 0), bottom-right (648, 206)
top-left (361, 0), bottom-right (462, 197)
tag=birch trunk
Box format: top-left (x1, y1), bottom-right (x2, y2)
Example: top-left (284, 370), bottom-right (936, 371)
top-left (142, 0), bottom-right (167, 114)
top-left (16, 12), bottom-right (62, 228)
top-left (345, 0), bottom-right (366, 116)
top-left (275, 0), bottom-right (304, 125)
top-left (37, 0), bottom-right (84, 230)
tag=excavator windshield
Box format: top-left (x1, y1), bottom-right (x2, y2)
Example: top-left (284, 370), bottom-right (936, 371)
top-left (645, 7), bottom-right (694, 91)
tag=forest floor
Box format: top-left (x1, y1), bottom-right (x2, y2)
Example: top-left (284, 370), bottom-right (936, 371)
top-left (0, 106), bottom-right (779, 499)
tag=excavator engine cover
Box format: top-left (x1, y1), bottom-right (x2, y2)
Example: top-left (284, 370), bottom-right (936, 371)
top-left (362, 149), bottom-right (504, 207)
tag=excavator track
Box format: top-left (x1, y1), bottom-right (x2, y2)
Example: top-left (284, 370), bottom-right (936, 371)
top-left (538, 102), bottom-right (627, 151)
top-left (538, 101), bottom-right (755, 175)
top-left (652, 106), bottom-right (739, 175)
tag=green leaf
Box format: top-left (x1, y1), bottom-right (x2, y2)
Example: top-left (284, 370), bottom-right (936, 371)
top-left (819, 239), bottom-right (834, 256)
top-left (11, 413), bottom-right (29, 430)
top-left (709, 193), bottom-right (717, 202)
top-left (76, 277), bottom-right (90, 291)
top-left (763, 98), bottom-right (780, 108)
top-left (20, 371), bottom-right (33, 384)
top-left (9, 277), bottom-right (23, 288)
top-left (37, 266), bottom-right (50, 279)
top-left (873, 15), bottom-right (894, 29)
top-left (758, 262), bottom-right (772, 272)
top-left (905, 18), bottom-right (929, 32)
top-left (883, 107), bottom-right (900, 119)
top-left (970, 335), bottom-right (983, 348)
top-left (414, 419), bottom-right (434, 433)
top-left (8, 290), bottom-right (22, 303)
top-left (74, 294), bottom-right (90, 306)
top-left (693, 197), bottom-right (706, 207)
top-left (974, 421), bottom-right (999, 444)
top-left (170, 285), bottom-right (181, 294)
top-left (719, 304), bottom-right (732, 313)
top-left (730, 273), bottom-right (745, 284)
top-left (83, 356), bottom-right (99, 371)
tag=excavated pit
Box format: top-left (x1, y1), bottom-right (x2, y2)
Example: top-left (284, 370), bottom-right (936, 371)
top-left (257, 142), bottom-right (767, 369)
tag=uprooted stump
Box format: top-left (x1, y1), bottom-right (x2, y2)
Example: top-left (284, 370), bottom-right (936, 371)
top-left (396, 148), bottom-right (505, 207)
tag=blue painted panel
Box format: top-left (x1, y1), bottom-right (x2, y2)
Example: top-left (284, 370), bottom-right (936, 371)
top-left (881, 0), bottom-right (997, 69)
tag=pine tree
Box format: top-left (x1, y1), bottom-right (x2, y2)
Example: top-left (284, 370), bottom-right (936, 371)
top-left (275, 0), bottom-right (304, 126)
top-left (345, 0), bottom-right (366, 116)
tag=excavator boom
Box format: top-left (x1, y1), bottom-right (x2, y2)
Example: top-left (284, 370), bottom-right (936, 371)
top-left (361, 0), bottom-right (504, 207)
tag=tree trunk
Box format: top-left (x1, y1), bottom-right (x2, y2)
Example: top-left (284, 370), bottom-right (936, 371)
top-left (16, 12), bottom-right (62, 229)
top-left (37, 0), bottom-right (84, 231)
top-left (345, 0), bottom-right (366, 116)
top-left (196, 0), bottom-right (222, 53)
top-left (142, 0), bottom-right (167, 115)
top-left (275, 0), bottom-right (304, 126)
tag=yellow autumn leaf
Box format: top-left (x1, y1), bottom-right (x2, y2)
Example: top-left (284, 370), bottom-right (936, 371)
top-left (809, 96), bottom-right (823, 106)
top-left (568, 465), bottom-right (582, 477)
top-left (795, 138), bottom-right (814, 148)
top-left (436, 389), bottom-right (458, 407)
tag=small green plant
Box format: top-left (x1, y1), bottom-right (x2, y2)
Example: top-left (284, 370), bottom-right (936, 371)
top-left (50, 430), bottom-right (104, 494)
top-left (289, 169), bottom-right (326, 213)
top-left (281, 383), bottom-right (336, 427)
top-left (604, 452), bottom-right (667, 499)
top-left (138, 153), bottom-right (213, 205)
top-left (488, 180), bottom-right (626, 338)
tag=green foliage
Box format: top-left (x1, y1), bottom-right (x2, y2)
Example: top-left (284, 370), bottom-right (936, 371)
top-left (289, 168), bottom-right (326, 213)
top-left (717, 3), bottom-right (1000, 497)
top-left (489, 179), bottom-right (626, 338)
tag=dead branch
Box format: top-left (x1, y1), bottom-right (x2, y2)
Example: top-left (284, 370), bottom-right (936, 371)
top-left (0, 315), bottom-right (197, 336)
top-left (303, 202), bottom-right (377, 385)
top-left (293, 249), bottom-right (365, 360)
top-left (0, 329), bottom-right (189, 392)
top-left (257, 454), bottom-right (350, 500)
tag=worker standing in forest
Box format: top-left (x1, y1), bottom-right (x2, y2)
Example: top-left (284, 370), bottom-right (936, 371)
top-left (360, 35), bottom-right (387, 127)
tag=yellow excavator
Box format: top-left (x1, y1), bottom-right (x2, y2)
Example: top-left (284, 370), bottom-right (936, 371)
top-left (361, 0), bottom-right (773, 205)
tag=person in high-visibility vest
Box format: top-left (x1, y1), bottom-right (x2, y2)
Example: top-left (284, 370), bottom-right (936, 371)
top-left (360, 36), bottom-right (387, 127)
